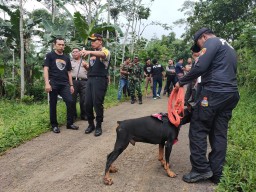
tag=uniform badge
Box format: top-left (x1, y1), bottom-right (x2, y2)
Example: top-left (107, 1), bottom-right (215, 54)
top-left (200, 48), bottom-right (207, 56)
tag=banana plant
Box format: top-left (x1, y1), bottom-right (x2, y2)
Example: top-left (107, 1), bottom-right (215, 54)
top-left (73, 4), bottom-right (123, 45)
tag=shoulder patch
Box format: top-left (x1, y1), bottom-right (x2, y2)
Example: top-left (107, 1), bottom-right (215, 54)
top-left (200, 48), bottom-right (207, 56)
top-left (102, 47), bottom-right (109, 57)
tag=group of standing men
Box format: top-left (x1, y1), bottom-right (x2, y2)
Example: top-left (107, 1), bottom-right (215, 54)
top-left (43, 34), bottom-right (110, 137)
top-left (117, 56), bottom-right (194, 103)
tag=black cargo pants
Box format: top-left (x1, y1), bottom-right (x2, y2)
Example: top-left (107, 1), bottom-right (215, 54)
top-left (189, 88), bottom-right (239, 181)
top-left (85, 76), bottom-right (108, 123)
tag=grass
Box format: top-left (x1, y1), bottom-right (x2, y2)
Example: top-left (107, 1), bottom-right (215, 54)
top-left (0, 84), bottom-right (119, 154)
top-left (216, 88), bottom-right (256, 191)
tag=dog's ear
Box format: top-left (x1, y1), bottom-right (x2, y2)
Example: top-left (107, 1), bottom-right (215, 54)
top-left (181, 108), bottom-right (191, 125)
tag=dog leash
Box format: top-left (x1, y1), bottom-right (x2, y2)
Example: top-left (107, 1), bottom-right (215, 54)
top-left (168, 87), bottom-right (185, 127)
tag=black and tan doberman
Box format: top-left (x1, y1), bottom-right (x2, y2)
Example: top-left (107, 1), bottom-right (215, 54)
top-left (103, 109), bottom-right (191, 185)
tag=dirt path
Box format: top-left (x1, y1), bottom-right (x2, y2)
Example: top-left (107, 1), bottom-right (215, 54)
top-left (0, 96), bottom-right (216, 192)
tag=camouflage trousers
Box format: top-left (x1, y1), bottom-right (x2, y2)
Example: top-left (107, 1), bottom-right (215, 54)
top-left (129, 80), bottom-right (142, 98)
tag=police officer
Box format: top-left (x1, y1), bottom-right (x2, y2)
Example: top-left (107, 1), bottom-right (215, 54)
top-left (43, 37), bottom-right (79, 133)
top-left (128, 56), bottom-right (143, 104)
top-left (175, 28), bottom-right (240, 184)
top-left (71, 48), bottom-right (88, 120)
top-left (80, 34), bottom-right (111, 137)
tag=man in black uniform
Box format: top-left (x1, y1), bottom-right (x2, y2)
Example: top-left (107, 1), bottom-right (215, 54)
top-left (175, 28), bottom-right (240, 184)
top-left (43, 37), bottom-right (79, 133)
top-left (80, 34), bottom-right (111, 137)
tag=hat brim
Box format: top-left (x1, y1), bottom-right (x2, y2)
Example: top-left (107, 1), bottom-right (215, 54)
top-left (88, 37), bottom-right (97, 40)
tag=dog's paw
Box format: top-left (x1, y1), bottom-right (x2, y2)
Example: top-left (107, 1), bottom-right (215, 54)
top-left (109, 166), bottom-right (118, 173)
top-left (103, 177), bottom-right (113, 185)
top-left (167, 170), bottom-right (177, 178)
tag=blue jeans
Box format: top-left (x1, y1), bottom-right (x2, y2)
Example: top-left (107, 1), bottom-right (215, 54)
top-left (117, 78), bottom-right (129, 100)
top-left (153, 76), bottom-right (162, 97)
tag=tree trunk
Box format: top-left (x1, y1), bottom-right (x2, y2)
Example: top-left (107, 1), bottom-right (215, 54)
top-left (106, 0), bottom-right (110, 47)
top-left (19, 0), bottom-right (25, 98)
top-left (121, 21), bottom-right (131, 64)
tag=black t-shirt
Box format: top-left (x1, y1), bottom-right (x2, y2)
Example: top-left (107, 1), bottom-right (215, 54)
top-left (152, 64), bottom-right (164, 78)
top-left (143, 64), bottom-right (153, 77)
top-left (179, 37), bottom-right (238, 92)
top-left (43, 51), bottom-right (72, 85)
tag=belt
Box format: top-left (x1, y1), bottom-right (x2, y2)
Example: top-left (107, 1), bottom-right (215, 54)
top-left (72, 77), bottom-right (88, 81)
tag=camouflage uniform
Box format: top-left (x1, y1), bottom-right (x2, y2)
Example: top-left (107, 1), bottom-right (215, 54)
top-left (128, 63), bottom-right (143, 104)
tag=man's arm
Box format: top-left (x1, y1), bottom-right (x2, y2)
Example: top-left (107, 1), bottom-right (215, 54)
top-left (82, 60), bottom-right (89, 70)
top-left (81, 50), bottom-right (106, 59)
top-left (43, 66), bottom-right (51, 93)
top-left (68, 71), bottom-right (74, 94)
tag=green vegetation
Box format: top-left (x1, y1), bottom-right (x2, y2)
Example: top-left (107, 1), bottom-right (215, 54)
top-left (216, 88), bottom-right (256, 191)
top-left (0, 100), bottom-right (64, 153)
top-left (0, 85), bottom-right (119, 154)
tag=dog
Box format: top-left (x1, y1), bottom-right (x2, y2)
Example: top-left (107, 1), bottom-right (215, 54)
top-left (103, 108), bottom-right (191, 185)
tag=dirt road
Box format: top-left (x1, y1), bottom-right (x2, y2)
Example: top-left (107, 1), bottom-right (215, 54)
top-left (0, 96), bottom-right (216, 192)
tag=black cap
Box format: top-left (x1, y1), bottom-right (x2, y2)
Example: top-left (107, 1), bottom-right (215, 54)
top-left (192, 27), bottom-right (213, 52)
top-left (193, 27), bottom-right (213, 42)
top-left (190, 44), bottom-right (201, 53)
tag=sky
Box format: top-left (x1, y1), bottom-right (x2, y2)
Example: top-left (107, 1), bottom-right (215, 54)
top-left (141, 0), bottom-right (188, 39)
top-left (0, 0), bottom-right (191, 40)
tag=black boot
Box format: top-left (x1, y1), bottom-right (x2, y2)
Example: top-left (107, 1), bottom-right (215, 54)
top-left (131, 96), bottom-right (135, 104)
top-left (94, 122), bottom-right (102, 137)
top-left (138, 96), bottom-right (142, 104)
top-left (85, 120), bottom-right (95, 134)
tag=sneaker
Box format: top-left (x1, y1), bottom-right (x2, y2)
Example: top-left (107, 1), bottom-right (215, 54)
top-left (156, 94), bottom-right (161, 98)
top-left (183, 170), bottom-right (213, 183)
top-left (153, 97), bottom-right (157, 100)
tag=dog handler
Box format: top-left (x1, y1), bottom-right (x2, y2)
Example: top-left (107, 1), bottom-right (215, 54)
top-left (175, 28), bottom-right (240, 184)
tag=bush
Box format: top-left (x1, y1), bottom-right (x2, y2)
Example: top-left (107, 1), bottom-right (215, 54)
top-left (26, 81), bottom-right (46, 101)
top-left (21, 95), bottom-right (34, 104)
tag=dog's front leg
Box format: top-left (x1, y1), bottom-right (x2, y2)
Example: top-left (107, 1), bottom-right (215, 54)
top-left (158, 144), bottom-right (166, 166)
top-left (109, 165), bottom-right (118, 173)
top-left (164, 141), bottom-right (176, 178)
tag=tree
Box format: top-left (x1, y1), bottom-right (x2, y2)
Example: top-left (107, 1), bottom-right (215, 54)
top-left (19, 0), bottom-right (24, 98)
